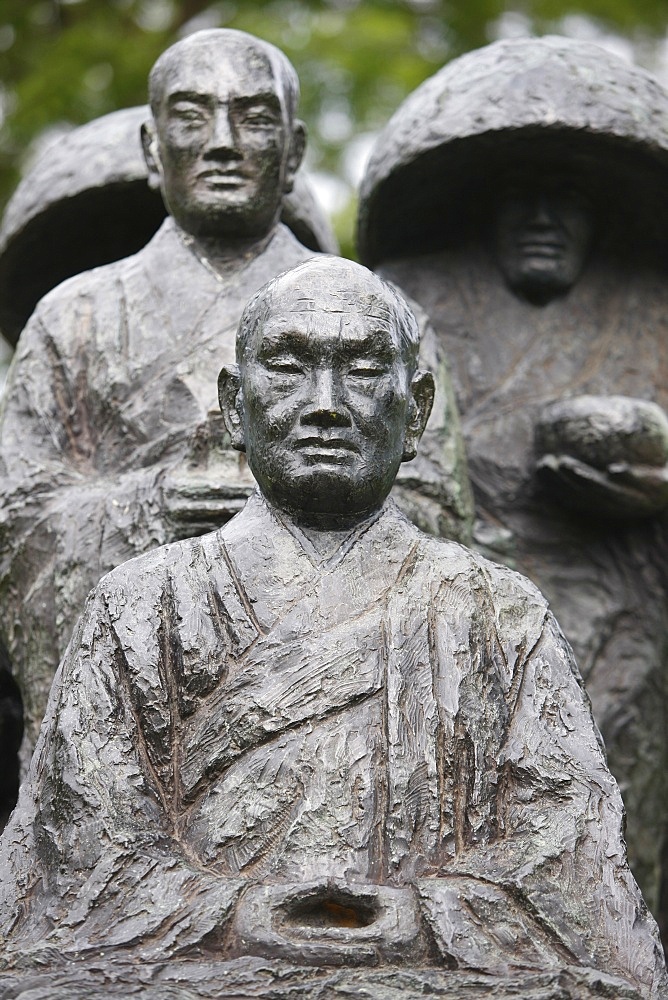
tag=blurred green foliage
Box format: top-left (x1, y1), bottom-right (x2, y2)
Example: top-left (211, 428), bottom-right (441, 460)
top-left (2, 0), bottom-right (668, 255)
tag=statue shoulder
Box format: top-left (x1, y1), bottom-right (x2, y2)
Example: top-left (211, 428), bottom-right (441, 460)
top-left (95, 529), bottom-right (218, 608)
top-left (473, 548), bottom-right (549, 614)
top-left (94, 501), bottom-right (254, 613)
top-left (19, 222), bottom-right (175, 342)
top-left (417, 532), bottom-right (550, 654)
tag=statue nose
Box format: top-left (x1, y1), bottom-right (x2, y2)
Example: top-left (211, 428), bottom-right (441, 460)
top-left (208, 107), bottom-right (239, 154)
top-left (527, 195), bottom-right (555, 227)
top-left (301, 370), bottom-right (351, 427)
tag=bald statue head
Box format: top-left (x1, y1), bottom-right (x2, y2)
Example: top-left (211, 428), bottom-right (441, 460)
top-left (219, 257), bottom-right (435, 527)
top-left (141, 29), bottom-right (306, 241)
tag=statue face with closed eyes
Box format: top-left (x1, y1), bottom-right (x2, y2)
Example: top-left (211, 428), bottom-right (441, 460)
top-left (219, 259), bottom-right (435, 525)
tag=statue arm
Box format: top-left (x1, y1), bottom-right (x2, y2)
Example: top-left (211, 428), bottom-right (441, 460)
top-left (0, 584), bottom-right (243, 970)
top-left (419, 604), bottom-right (666, 995)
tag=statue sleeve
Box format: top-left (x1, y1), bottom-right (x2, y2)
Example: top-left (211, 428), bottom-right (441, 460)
top-left (418, 590), bottom-right (667, 997)
top-left (0, 296), bottom-right (169, 750)
top-left (0, 584), bottom-right (244, 971)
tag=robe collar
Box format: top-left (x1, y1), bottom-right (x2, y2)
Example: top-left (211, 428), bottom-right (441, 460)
top-left (266, 497), bottom-right (386, 571)
top-left (219, 491), bottom-right (419, 632)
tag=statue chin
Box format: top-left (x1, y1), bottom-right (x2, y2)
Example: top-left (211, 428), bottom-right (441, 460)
top-left (503, 260), bottom-right (579, 305)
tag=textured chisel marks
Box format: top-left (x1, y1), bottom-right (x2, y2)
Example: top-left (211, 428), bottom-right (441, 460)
top-left (0, 960), bottom-right (651, 998)
top-left (2, 245), bottom-right (667, 994)
top-left (179, 607), bottom-right (386, 801)
top-left (360, 32), bottom-right (668, 927)
top-left (217, 536), bottom-right (265, 640)
top-left (3, 497), bottom-right (663, 993)
top-left (418, 878), bottom-right (566, 974)
top-left (106, 570), bottom-right (173, 789)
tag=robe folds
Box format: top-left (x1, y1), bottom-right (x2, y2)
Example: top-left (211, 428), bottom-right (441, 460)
top-left (379, 249), bottom-right (668, 916)
top-left (0, 495), bottom-right (664, 997)
top-left (0, 220), bottom-right (470, 753)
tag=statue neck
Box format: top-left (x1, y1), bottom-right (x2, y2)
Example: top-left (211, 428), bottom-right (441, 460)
top-left (266, 497), bottom-right (387, 562)
top-left (176, 225), bottom-right (276, 281)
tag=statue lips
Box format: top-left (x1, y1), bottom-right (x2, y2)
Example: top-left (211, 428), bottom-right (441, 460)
top-left (519, 231), bottom-right (566, 261)
top-left (197, 168), bottom-right (248, 189)
top-left (295, 435), bottom-right (359, 465)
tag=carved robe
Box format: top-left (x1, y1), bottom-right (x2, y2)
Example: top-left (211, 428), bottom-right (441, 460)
top-left (380, 247), bottom-right (668, 913)
top-left (0, 495), bottom-right (664, 997)
top-left (0, 220), bottom-right (469, 751)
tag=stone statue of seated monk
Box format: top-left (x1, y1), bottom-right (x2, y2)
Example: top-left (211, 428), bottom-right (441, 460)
top-left (0, 257), bottom-right (665, 999)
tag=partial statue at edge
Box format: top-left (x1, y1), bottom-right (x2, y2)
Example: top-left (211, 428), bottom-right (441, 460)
top-left (0, 258), bottom-right (665, 999)
top-left (359, 34), bottom-right (668, 930)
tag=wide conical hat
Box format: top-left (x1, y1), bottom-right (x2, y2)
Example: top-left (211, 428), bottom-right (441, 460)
top-left (0, 106), bottom-right (338, 345)
top-left (358, 36), bottom-right (668, 266)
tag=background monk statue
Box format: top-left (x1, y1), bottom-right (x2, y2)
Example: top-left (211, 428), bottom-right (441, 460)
top-left (0, 29), bottom-right (471, 781)
top-left (0, 257), bottom-right (664, 999)
top-left (358, 35), bottom-right (668, 935)
top-left (0, 27), bottom-right (311, 761)
top-left (0, 105), bottom-right (340, 348)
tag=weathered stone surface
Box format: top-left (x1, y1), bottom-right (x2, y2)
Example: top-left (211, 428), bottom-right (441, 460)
top-left (0, 962), bottom-right (651, 999)
top-left (358, 35), bottom-right (668, 933)
top-left (0, 257), bottom-right (664, 997)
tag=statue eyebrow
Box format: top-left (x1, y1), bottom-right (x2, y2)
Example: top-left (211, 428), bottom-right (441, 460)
top-left (258, 330), bottom-right (311, 353)
top-left (166, 90), bottom-right (211, 107)
top-left (166, 91), bottom-right (282, 111)
top-left (258, 328), bottom-right (397, 358)
top-left (233, 93), bottom-right (282, 111)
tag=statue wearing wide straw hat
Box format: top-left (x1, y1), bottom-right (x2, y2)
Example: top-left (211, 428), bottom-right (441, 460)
top-left (359, 34), bottom-right (668, 930)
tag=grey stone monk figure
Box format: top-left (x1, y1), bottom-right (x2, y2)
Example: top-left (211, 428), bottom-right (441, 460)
top-left (0, 258), bottom-right (665, 1000)
top-left (0, 29), bottom-right (470, 769)
top-left (0, 28), bottom-right (314, 755)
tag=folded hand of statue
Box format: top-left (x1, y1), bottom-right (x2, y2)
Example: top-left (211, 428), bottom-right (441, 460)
top-left (534, 394), bottom-right (668, 518)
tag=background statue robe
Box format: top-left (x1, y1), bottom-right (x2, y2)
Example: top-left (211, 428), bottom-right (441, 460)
top-left (358, 34), bottom-right (668, 928)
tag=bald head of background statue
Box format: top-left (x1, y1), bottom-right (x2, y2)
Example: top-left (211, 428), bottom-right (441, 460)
top-left (218, 257), bottom-right (435, 528)
top-left (141, 29), bottom-right (306, 244)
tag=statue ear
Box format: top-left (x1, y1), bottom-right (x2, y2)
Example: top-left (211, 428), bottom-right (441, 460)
top-left (218, 365), bottom-right (246, 452)
top-left (403, 369), bottom-right (435, 462)
top-left (283, 120), bottom-right (306, 194)
top-left (141, 120), bottom-right (163, 192)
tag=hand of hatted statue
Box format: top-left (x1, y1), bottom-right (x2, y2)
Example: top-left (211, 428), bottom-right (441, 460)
top-left (161, 466), bottom-right (253, 540)
top-left (534, 394), bottom-right (668, 518)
